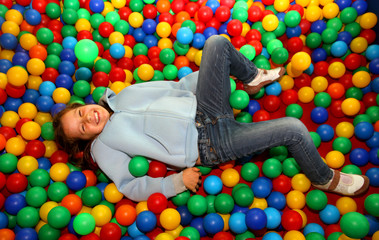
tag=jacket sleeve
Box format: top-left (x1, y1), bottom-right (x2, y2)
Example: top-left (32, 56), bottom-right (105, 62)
top-left (133, 71), bottom-right (199, 94)
top-left (91, 139), bottom-right (187, 202)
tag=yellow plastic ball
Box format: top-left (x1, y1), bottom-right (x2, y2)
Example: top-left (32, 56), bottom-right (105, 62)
top-left (128, 12), bottom-right (144, 28)
top-left (5, 9), bottom-right (23, 25)
top-left (7, 66), bottom-right (28, 87)
top-left (1, 20), bottom-right (20, 36)
top-left (336, 122), bottom-right (354, 138)
top-left (359, 12), bottom-right (378, 29)
top-left (186, 47), bottom-right (199, 62)
top-left (278, 75), bottom-right (294, 91)
top-left (18, 103), bottom-right (38, 119)
top-left (336, 196), bottom-right (357, 215)
top-left (284, 230), bottom-right (305, 240)
top-left (293, 209), bottom-right (307, 228)
top-left (52, 87), bottom-right (71, 104)
top-left (110, 81), bottom-right (127, 94)
top-left (19, 33), bottom-right (38, 50)
top-left (295, 0), bottom-right (310, 7)
top-left (165, 225), bottom-right (183, 238)
top-left (372, 230), bottom-right (379, 240)
top-left (286, 190), bottom-right (306, 209)
top-left (319, 0), bottom-right (333, 6)
top-left (311, 76), bottom-right (328, 92)
top-left (305, 6), bottom-right (321, 22)
top-left (298, 86), bottom-right (315, 103)
top-left (0, 73), bottom-right (7, 89)
top-left (339, 234), bottom-right (360, 240)
top-left (0, 49), bottom-right (14, 62)
top-left (352, 71), bottom-right (371, 88)
top-left (102, 2), bottom-right (115, 16)
top-left (34, 112), bottom-right (53, 126)
top-left (249, 197), bottom-right (268, 210)
top-left (104, 183), bottom-right (124, 203)
top-left (109, 31), bottom-right (125, 45)
top-left (40, 201), bottom-right (59, 222)
top-left (1, 110), bottom-right (20, 128)
top-left (194, 50), bottom-right (203, 67)
top-left (155, 233), bottom-right (175, 240)
top-left (221, 168), bottom-right (240, 187)
top-left (160, 208), bottom-right (181, 231)
top-left (17, 156), bottom-right (39, 175)
top-left (350, 37), bottom-right (368, 53)
top-left (328, 61), bottom-right (346, 79)
top-left (91, 205), bottom-right (112, 227)
top-left (219, 213), bottom-right (230, 231)
top-left (341, 98), bottom-right (361, 116)
top-left (309, 0), bottom-right (321, 7)
top-left (262, 15), bottom-right (279, 31)
top-left (78, 206), bottom-right (92, 215)
top-left (156, 22), bottom-right (172, 38)
top-left (124, 46), bottom-right (133, 58)
top-left (135, 201), bottom-right (148, 214)
top-left (325, 150), bottom-right (345, 168)
top-left (291, 52), bottom-right (311, 71)
top-left (35, 220), bottom-right (47, 233)
top-left (75, 18), bottom-right (91, 32)
top-left (286, 62), bottom-right (303, 78)
top-left (124, 69), bottom-right (133, 83)
top-left (27, 58), bottom-right (46, 76)
top-left (274, 0), bottom-right (290, 12)
top-left (43, 140), bottom-right (57, 158)
top-left (50, 163), bottom-right (70, 182)
top-left (137, 64), bottom-right (155, 81)
top-left (111, 0), bottom-right (126, 9)
top-left (291, 173), bottom-right (311, 192)
top-left (27, 75), bottom-right (43, 90)
top-left (241, 22), bottom-right (250, 37)
top-left (322, 3), bottom-right (339, 19)
top-left (20, 121), bottom-right (41, 140)
top-left (5, 136), bottom-right (26, 156)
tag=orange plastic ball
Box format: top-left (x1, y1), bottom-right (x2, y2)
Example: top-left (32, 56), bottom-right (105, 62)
top-left (61, 194), bottom-right (83, 215)
top-left (115, 204), bottom-right (137, 226)
top-left (327, 82), bottom-right (345, 99)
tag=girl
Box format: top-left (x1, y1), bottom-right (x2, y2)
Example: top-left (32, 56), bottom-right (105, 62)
top-left (53, 35), bottom-right (369, 202)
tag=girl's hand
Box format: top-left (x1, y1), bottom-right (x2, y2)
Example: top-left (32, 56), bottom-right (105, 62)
top-left (183, 167), bottom-right (202, 192)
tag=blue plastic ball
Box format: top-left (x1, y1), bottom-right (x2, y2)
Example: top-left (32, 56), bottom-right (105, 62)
top-left (335, 0), bottom-right (352, 10)
top-left (365, 214), bottom-right (379, 236)
top-left (367, 132), bottom-right (379, 148)
top-left (311, 107), bottom-right (329, 124)
top-left (96, 182), bottom-right (107, 200)
top-left (203, 213), bottom-right (224, 235)
top-left (24, 9), bottom-right (41, 26)
top-left (89, 0), bottom-right (105, 13)
top-left (177, 27), bottom-right (194, 45)
top-left (37, 157), bottom-right (52, 170)
top-left (128, 221), bottom-right (144, 238)
top-left (264, 207), bottom-right (281, 229)
top-left (369, 147), bottom-right (379, 165)
top-left (4, 194), bottom-right (27, 215)
top-left (55, 74), bottom-right (74, 89)
top-left (143, 35), bottom-right (158, 49)
top-left (50, 103), bottom-right (67, 117)
top-left (303, 223), bottom-right (325, 236)
top-left (316, 124), bottom-right (334, 142)
top-left (205, 0), bottom-right (220, 14)
top-left (4, 97), bottom-right (23, 112)
top-left (132, 28), bottom-right (146, 43)
top-left (109, 43), bottom-right (125, 59)
top-left (15, 228), bottom-right (38, 240)
top-left (192, 33), bottom-right (206, 49)
top-left (177, 205), bottom-right (193, 226)
top-left (0, 59), bottom-right (12, 73)
top-left (267, 191), bottom-right (286, 210)
top-left (177, 67), bottom-right (193, 79)
top-left (371, 77), bottom-right (379, 93)
top-left (331, 41), bottom-right (348, 57)
top-left (262, 232), bottom-right (283, 240)
top-left (60, 48), bottom-right (77, 63)
top-left (136, 211), bottom-right (157, 232)
top-left (203, 27), bottom-right (218, 39)
top-left (311, 48), bottom-right (327, 62)
top-left (39, 81), bottom-right (56, 97)
top-left (252, 177), bottom-right (273, 198)
top-left (142, 19), bottom-right (157, 35)
top-left (369, 58), bottom-right (379, 75)
top-left (311, 20), bottom-right (327, 34)
top-left (58, 60), bottom-right (76, 76)
top-left (0, 33), bottom-right (18, 50)
top-left (218, 24), bottom-right (228, 36)
top-left (35, 96), bottom-right (54, 112)
top-left (66, 171), bottom-right (87, 191)
top-left (229, 212), bottom-right (247, 234)
top-left (231, 205), bottom-right (249, 214)
top-left (0, 212), bottom-right (9, 229)
top-left (203, 175), bottom-right (223, 195)
top-left (350, 148), bottom-right (369, 166)
top-left (190, 217), bottom-right (206, 237)
top-left (12, 52), bottom-right (30, 68)
top-left (337, 31), bottom-right (353, 45)
top-left (365, 44), bottom-right (379, 61)
top-left (62, 36), bottom-right (78, 50)
top-left (245, 208), bottom-right (267, 231)
top-left (286, 25), bottom-right (302, 38)
top-left (354, 121), bottom-right (374, 140)
top-left (366, 168), bottom-right (379, 187)
top-left (265, 82), bottom-right (282, 96)
top-left (75, 67), bottom-right (92, 82)
top-left (246, 100), bottom-right (261, 116)
top-left (351, 0), bottom-right (368, 15)
top-left (319, 204), bottom-right (340, 224)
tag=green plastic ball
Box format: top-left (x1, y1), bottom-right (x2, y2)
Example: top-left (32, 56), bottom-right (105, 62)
top-left (332, 137), bottom-right (352, 154)
top-left (327, 18), bottom-right (343, 32)
top-left (340, 212), bottom-right (369, 239)
top-left (240, 44), bottom-right (256, 60)
top-left (282, 157), bottom-right (301, 177)
top-left (262, 158), bottom-right (283, 178)
top-left (16, 206), bottom-right (40, 228)
top-left (46, 3), bottom-right (61, 19)
top-left (73, 80), bottom-right (91, 98)
top-left (310, 132), bottom-right (321, 148)
top-left (321, 28), bottom-right (338, 44)
top-left (94, 59), bottom-right (111, 73)
top-left (214, 193), bottom-right (234, 214)
top-left (196, 166), bottom-right (212, 175)
top-left (364, 194), bottom-right (379, 217)
top-left (236, 112), bottom-right (252, 123)
top-left (305, 232), bottom-right (325, 240)
top-left (206, 195), bottom-right (216, 214)
top-left (45, 55), bottom-right (61, 69)
top-left (261, 32), bottom-right (277, 48)
top-left (73, 213), bottom-right (96, 235)
top-left (306, 189), bottom-right (328, 211)
top-left (229, 90), bottom-right (249, 110)
top-left (327, 232), bottom-right (343, 240)
top-left (47, 42), bottom-right (63, 56)
top-left (173, 41), bottom-right (190, 56)
top-left (62, 8), bottom-right (78, 25)
top-left (92, 87), bottom-right (107, 103)
top-left (181, 20), bottom-right (196, 33)
top-left (129, 156), bottom-right (149, 177)
top-left (284, 10), bottom-right (301, 27)
top-left (285, 103), bottom-right (303, 119)
top-left (25, 186), bottom-right (47, 208)
top-left (0, 153), bottom-right (18, 173)
top-left (81, 186), bottom-right (102, 207)
top-left (253, 55), bottom-right (271, 69)
top-left (236, 230), bottom-right (255, 240)
top-left (187, 195), bottom-right (207, 216)
top-left (36, 28), bottom-right (54, 45)
top-left (341, 164), bottom-right (362, 175)
top-left (273, 21), bottom-right (287, 37)
top-left (230, 78), bottom-right (236, 93)
top-left (38, 223), bottom-right (61, 240)
top-left (353, 114), bottom-right (372, 126)
top-left (47, 206), bottom-right (71, 229)
top-left (114, 20), bottom-right (129, 35)
top-left (41, 122), bottom-right (55, 140)
top-left (345, 87), bottom-right (363, 100)
top-left (105, 11), bottom-right (120, 25)
top-left (74, 39), bottom-right (99, 63)
top-left (171, 190), bottom-right (191, 206)
top-left (340, 7), bottom-right (358, 24)
top-left (306, 32), bottom-right (322, 49)
top-left (366, 106), bottom-right (379, 122)
top-left (159, 48), bottom-right (176, 65)
top-left (233, 186), bottom-right (254, 207)
top-left (314, 92), bottom-right (332, 108)
top-left (232, 7), bottom-right (248, 23)
top-left (344, 22), bottom-right (361, 38)
top-left (47, 182), bottom-right (69, 202)
top-left (271, 47), bottom-right (289, 65)
top-left (133, 43), bottom-right (148, 56)
top-left (29, 169), bottom-right (51, 187)
top-left (180, 227), bottom-right (201, 240)
top-left (269, 146), bottom-right (288, 162)
top-left (267, 39), bottom-right (283, 55)
top-left (163, 64), bottom-right (178, 80)
top-left (241, 162), bottom-right (260, 182)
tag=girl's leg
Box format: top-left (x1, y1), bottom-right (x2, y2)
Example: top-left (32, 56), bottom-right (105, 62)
top-left (196, 35), bottom-right (259, 120)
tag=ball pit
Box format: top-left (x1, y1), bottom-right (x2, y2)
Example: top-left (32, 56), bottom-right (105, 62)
top-left (0, 0), bottom-right (378, 239)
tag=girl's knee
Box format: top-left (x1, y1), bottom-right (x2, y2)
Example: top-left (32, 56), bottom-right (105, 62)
top-left (205, 35), bottom-right (229, 49)
top-left (282, 117), bottom-right (308, 133)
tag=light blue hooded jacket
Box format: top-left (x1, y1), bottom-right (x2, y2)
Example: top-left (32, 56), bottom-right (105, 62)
top-left (91, 71), bottom-right (200, 201)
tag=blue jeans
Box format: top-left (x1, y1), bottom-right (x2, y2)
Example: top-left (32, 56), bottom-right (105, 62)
top-left (196, 36), bottom-right (333, 185)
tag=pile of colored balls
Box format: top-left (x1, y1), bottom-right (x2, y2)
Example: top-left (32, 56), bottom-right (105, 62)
top-left (0, 0), bottom-right (379, 239)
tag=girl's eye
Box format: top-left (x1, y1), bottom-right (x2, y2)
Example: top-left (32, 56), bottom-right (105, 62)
top-left (79, 110), bottom-right (82, 117)
top-left (81, 124), bottom-right (85, 132)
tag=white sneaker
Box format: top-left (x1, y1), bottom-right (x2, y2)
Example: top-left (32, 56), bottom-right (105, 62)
top-left (244, 67), bottom-right (286, 95)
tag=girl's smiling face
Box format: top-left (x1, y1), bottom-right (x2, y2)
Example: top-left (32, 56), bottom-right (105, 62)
top-left (61, 104), bottom-right (110, 140)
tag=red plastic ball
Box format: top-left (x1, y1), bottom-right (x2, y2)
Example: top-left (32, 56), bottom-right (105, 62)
top-left (25, 140), bottom-right (46, 158)
top-left (281, 89), bottom-right (298, 106)
top-left (16, 118), bottom-right (31, 135)
top-left (198, 6), bottom-right (213, 23)
top-left (262, 9), bottom-right (275, 18)
top-left (148, 46), bottom-right (161, 59)
top-left (294, 73), bottom-right (311, 89)
top-left (247, 6), bottom-right (263, 22)
top-left (143, 4), bottom-right (158, 19)
top-left (0, 126), bottom-right (16, 140)
top-left (272, 174), bottom-right (291, 194)
top-left (262, 0), bottom-right (274, 4)
top-left (359, 29), bottom-right (376, 45)
top-left (49, 20), bottom-right (64, 33)
top-left (252, 110), bottom-right (270, 122)
top-left (109, 67), bottom-right (126, 83)
top-left (287, 37), bottom-right (303, 54)
top-left (281, 210), bottom-right (303, 231)
top-left (344, 53), bottom-right (362, 70)
top-left (171, 0), bottom-right (185, 13)
top-left (158, 12), bottom-right (175, 25)
top-left (231, 36), bottom-right (246, 49)
top-left (185, 2), bottom-right (199, 17)
top-left (145, 228), bottom-right (164, 239)
top-left (330, 100), bottom-right (345, 118)
top-left (0, 172), bottom-right (6, 190)
top-left (327, 83), bottom-right (345, 99)
top-left (32, 0), bottom-right (47, 13)
top-left (299, 19), bottom-right (311, 34)
top-left (313, 61), bottom-right (329, 77)
top-left (6, 84), bottom-right (26, 98)
top-left (58, 233), bottom-right (79, 240)
top-left (82, 170), bottom-right (97, 187)
top-left (80, 233), bottom-right (100, 240)
top-left (150, 58), bottom-right (165, 72)
top-left (362, 92), bottom-right (378, 108)
top-left (227, 19), bottom-right (242, 37)
top-left (0, 193), bottom-right (5, 210)
top-left (100, 223), bottom-right (122, 240)
top-left (214, 231), bottom-right (235, 240)
top-left (325, 224), bottom-right (342, 238)
top-left (245, 29), bottom-right (261, 42)
top-left (263, 95), bottom-right (281, 112)
top-left (117, 57), bottom-right (134, 71)
top-left (195, 20), bottom-right (206, 34)
top-left (77, 30), bottom-right (93, 41)
top-left (147, 161), bottom-right (167, 178)
top-left (42, 68), bottom-right (59, 83)
top-left (147, 193), bottom-right (168, 214)
top-left (134, 55), bottom-right (149, 69)
top-left (92, 72), bottom-right (109, 87)
top-left (288, 4), bottom-right (304, 17)
top-left (99, 22), bottom-right (115, 38)
top-left (50, 150), bottom-right (69, 164)
top-left (6, 173), bottom-right (28, 193)
top-left (220, 0), bottom-right (235, 8)
top-left (215, 6), bottom-right (231, 22)
top-left (206, 17), bottom-right (221, 30)
top-left (118, 7), bottom-right (132, 21)
top-left (339, 73), bottom-right (353, 89)
top-left (248, 40), bottom-right (262, 55)
top-left (0, 88), bottom-right (7, 105)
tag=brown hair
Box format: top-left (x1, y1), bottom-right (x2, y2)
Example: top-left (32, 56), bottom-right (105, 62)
top-left (52, 103), bottom-right (96, 170)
